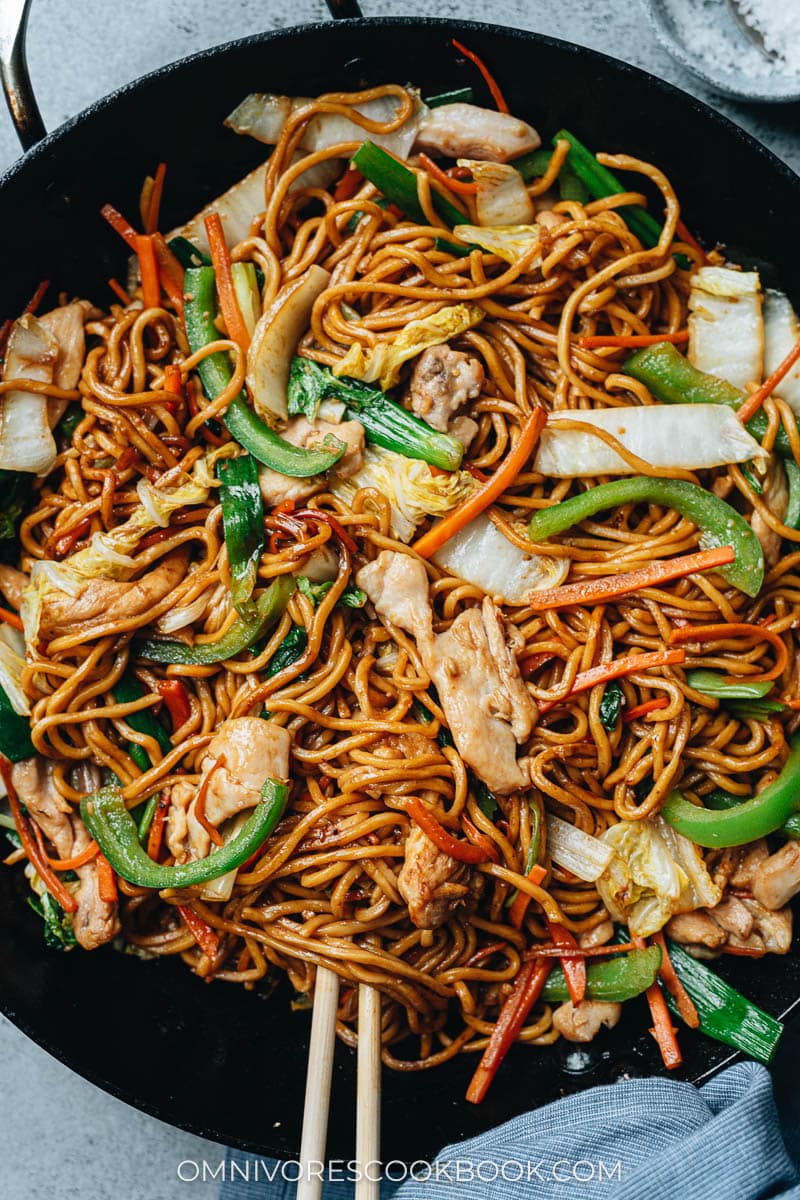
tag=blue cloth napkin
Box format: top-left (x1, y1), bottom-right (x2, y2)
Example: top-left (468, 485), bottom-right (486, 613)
top-left (220, 1060), bottom-right (800, 1200)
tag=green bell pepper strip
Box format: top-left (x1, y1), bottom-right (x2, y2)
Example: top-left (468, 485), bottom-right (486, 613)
top-left (0, 684), bottom-right (34, 762)
top-left (183, 267), bottom-right (345, 478)
top-left (625, 341), bottom-right (800, 460)
top-left (135, 575), bottom-right (295, 665)
top-left (287, 356), bottom-right (464, 471)
top-left (784, 459), bottom-right (800, 529)
top-left (541, 945), bottom-right (661, 1003)
top-left (434, 237), bottom-right (473, 259)
top-left (705, 786), bottom-right (797, 840)
top-left (218, 453), bottom-right (264, 618)
top-left (512, 148), bottom-right (590, 203)
top-left (685, 669), bottom-right (773, 701)
top-left (351, 141), bottom-right (465, 228)
top-left (81, 780), bottom-right (288, 888)
top-left (662, 731), bottom-right (800, 847)
top-left (665, 939), bottom-right (782, 1063)
top-left (528, 475), bottom-right (764, 598)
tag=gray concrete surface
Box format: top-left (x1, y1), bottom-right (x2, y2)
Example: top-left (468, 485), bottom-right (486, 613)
top-left (0, 2), bottom-right (797, 1198)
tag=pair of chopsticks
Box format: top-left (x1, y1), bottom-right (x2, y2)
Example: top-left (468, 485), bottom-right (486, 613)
top-left (297, 966), bottom-right (382, 1200)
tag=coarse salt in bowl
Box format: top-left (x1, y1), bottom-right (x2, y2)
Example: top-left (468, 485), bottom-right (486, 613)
top-left (645, 0), bottom-right (800, 102)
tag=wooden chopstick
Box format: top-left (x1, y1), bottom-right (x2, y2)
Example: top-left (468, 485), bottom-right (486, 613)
top-left (297, 965), bottom-right (340, 1200)
top-left (355, 983), bottom-right (382, 1200)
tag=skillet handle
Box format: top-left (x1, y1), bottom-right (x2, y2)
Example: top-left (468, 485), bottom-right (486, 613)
top-left (0, 0), bottom-right (45, 150)
top-left (326, 0), bottom-right (364, 17)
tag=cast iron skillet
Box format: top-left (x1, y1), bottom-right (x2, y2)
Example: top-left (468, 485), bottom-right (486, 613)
top-left (0, 0), bottom-right (799, 1163)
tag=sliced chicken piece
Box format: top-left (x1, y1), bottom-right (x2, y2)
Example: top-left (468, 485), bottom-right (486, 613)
top-left (666, 910), bottom-right (728, 951)
top-left (751, 840), bottom-right (800, 911)
top-left (70, 813), bottom-right (121, 950)
top-left (11, 756), bottom-right (74, 859)
top-left (741, 897), bottom-right (793, 954)
top-left (730, 839), bottom-right (770, 888)
top-left (0, 564), bottom-right (27, 611)
top-left (167, 718), bottom-right (291, 863)
top-left (578, 919), bottom-right (615, 950)
top-left (750, 454), bottom-right (788, 570)
top-left (37, 550), bottom-right (188, 641)
top-left (397, 823), bottom-right (480, 929)
top-left (553, 1000), bottom-right (622, 1043)
top-left (405, 345), bottom-right (483, 446)
top-left (415, 103), bottom-right (540, 163)
top-left (257, 415), bottom-right (364, 507)
top-left (709, 895), bottom-right (754, 940)
top-left (357, 551), bottom-right (536, 792)
top-left (12, 756), bottom-right (119, 950)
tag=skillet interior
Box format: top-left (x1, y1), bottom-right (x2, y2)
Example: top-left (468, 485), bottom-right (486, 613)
top-left (1, 16), bottom-right (799, 1160)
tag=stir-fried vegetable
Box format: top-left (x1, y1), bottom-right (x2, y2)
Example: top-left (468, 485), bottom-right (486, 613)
top-left (662, 732), bottom-right (800, 847)
top-left (462, 159), bottom-right (534, 226)
top-left (528, 476), bottom-right (765, 598)
top-left (218, 454), bottom-right (264, 617)
top-left (597, 817), bottom-right (721, 937)
top-left (0, 315), bottom-right (60, 475)
top-left (81, 780), bottom-right (288, 887)
top-left (135, 575), bottom-right (294, 665)
top-left (533, 405), bottom-right (766, 479)
top-left (0, 682), bottom-right (34, 761)
top-left (666, 939), bottom-right (783, 1063)
top-left (183, 267), bottom-right (345, 476)
top-left (624, 341), bottom-right (800, 459)
top-left (351, 140), bottom-right (466, 227)
top-left (538, 648), bottom-right (686, 714)
top-left (466, 957), bottom-right (553, 1104)
top-left (333, 303), bottom-right (484, 389)
top-left (247, 265), bottom-right (330, 424)
top-left (112, 672), bottom-right (173, 758)
top-left (287, 357), bottom-right (464, 471)
top-left (688, 266), bottom-right (763, 392)
top-left (431, 511), bottom-right (568, 603)
top-left (545, 813), bottom-right (615, 882)
top-left (686, 669), bottom-right (773, 700)
top-left (763, 289), bottom-right (800, 414)
top-left (453, 222), bottom-right (541, 265)
top-left (513, 147), bottom-right (589, 202)
top-left (599, 681), bottom-right (624, 729)
top-left (541, 945), bottom-right (662, 1003)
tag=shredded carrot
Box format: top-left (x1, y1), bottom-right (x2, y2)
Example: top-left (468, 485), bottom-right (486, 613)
top-left (675, 219), bottom-right (707, 263)
top-left (508, 863), bottom-right (548, 928)
top-left (101, 202), bottom-right (139, 250)
top-left (645, 980), bottom-right (683, 1069)
top-left (156, 678), bottom-right (191, 731)
top-left (521, 651), bottom-right (556, 679)
top-left (163, 363), bottom-right (183, 399)
top-left (150, 232), bottom-right (185, 310)
top-left (538, 648), bottom-right (686, 713)
top-left (783, 698), bottom-right (800, 710)
top-left (177, 903), bottom-right (220, 960)
top-left (578, 331), bottom-right (688, 349)
top-left (414, 407), bottom-right (547, 558)
top-left (529, 941), bottom-right (638, 959)
top-left (146, 794), bottom-right (171, 861)
top-left (418, 152), bottom-right (478, 196)
top-left (334, 166), bottom-right (363, 202)
top-left (722, 944), bottom-right (766, 958)
top-left (194, 756), bottom-right (226, 848)
top-left (546, 919), bottom-right (586, 1005)
top-left (47, 840), bottom-right (99, 872)
top-left (52, 516), bottom-right (91, 560)
top-left (466, 957), bottom-right (552, 1103)
top-left (527, 545), bottom-right (735, 613)
top-left (145, 162), bottom-right (167, 234)
top-left (653, 931), bottom-right (699, 1028)
top-left (462, 815), bottom-right (501, 863)
top-left (135, 235), bottom-right (161, 309)
top-left (24, 279), bottom-right (50, 315)
top-left (0, 605), bottom-right (23, 631)
top-left (0, 757), bottom-right (78, 913)
top-left (668, 621), bottom-right (787, 685)
top-left (108, 277), bottom-right (132, 305)
top-left (405, 797), bottom-right (487, 863)
top-left (204, 212), bottom-right (250, 353)
top-left (96, 852), bottom-right (118, 904)
top-left (737, 335), bottom-right (800, 423)
top-left (623, 696), bottom-right (670, 721)
top-left (452, 37), bottom-right (509, 113)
